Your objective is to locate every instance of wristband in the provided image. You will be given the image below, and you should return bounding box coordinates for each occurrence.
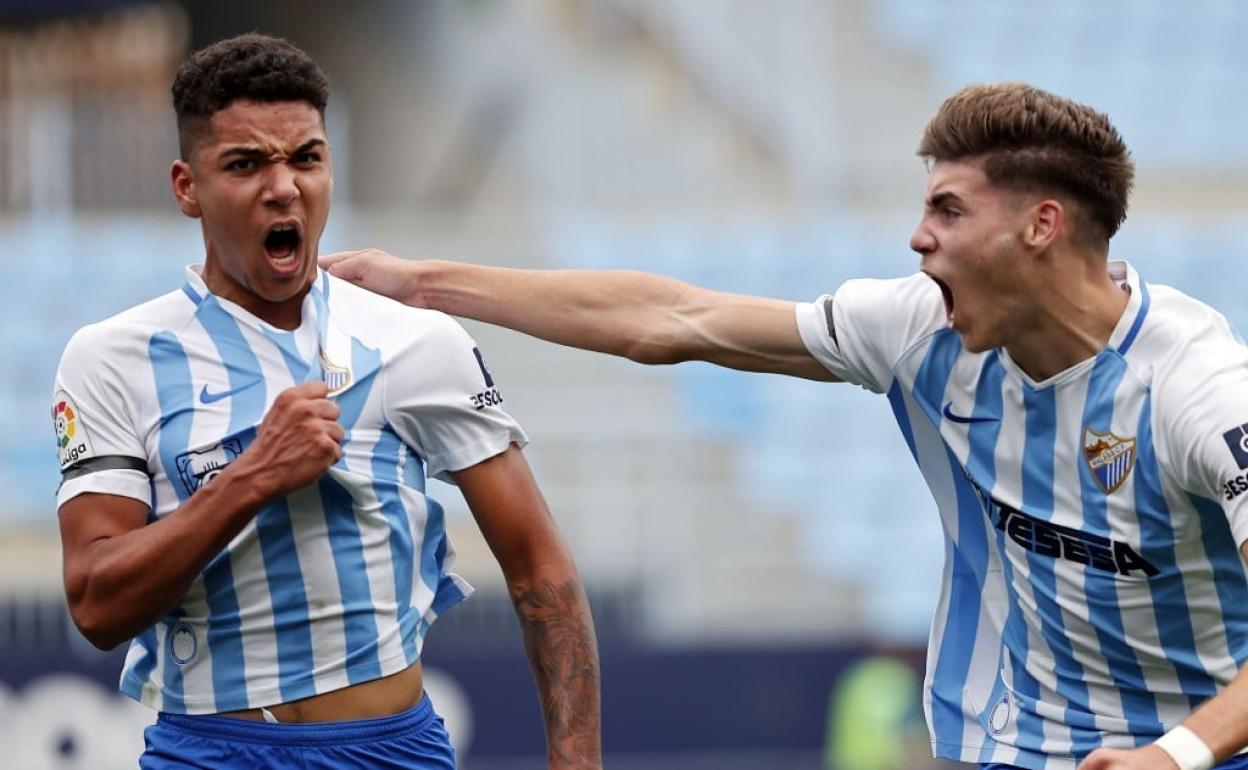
[1154,725,1215,770]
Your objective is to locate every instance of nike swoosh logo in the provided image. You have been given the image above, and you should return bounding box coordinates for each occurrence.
[200,379,262,404]
[942,402,998,424]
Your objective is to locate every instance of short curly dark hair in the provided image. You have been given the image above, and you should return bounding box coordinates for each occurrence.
[172,33,330,159]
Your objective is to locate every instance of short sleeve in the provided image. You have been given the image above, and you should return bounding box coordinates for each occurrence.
[1158,343,1248,548]
[53,325,152,508]
[384,312,528,483]
[794,273,946,393]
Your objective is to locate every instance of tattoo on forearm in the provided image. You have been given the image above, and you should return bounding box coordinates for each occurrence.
[513,577,602,768]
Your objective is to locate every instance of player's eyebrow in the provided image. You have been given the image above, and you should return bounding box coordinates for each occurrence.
[217,138,326,161]
[926,190,965,210]
[290,138,327,155]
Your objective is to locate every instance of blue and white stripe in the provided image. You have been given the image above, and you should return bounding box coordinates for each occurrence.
[102,267,493,713]
[796,263,1248,769]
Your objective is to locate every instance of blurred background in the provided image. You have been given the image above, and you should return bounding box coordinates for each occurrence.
[2,1,1247,768]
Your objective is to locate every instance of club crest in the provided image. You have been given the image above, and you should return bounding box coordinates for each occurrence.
[319,348,351,395]
[1084,427,1136,494]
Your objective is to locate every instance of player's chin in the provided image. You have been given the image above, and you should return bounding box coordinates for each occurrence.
[251,264,315,303]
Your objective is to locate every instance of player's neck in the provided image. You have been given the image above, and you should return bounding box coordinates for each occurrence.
[1003,259,1129,382]
[201,266,311,331]
[233,293,308,331]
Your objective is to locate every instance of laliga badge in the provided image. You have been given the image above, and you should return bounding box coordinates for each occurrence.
[1083,427,1136,494]
[53,391,97,470]
[319,348,351,395]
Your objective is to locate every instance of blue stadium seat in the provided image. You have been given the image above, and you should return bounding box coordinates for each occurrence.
[868,0,1248,169]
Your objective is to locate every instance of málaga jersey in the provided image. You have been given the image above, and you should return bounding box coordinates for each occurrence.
[52,266,526,714]
[796,262,1248,769]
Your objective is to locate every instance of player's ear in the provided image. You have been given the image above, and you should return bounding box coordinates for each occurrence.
[171,159,201,219]
[1024,198,1062,251]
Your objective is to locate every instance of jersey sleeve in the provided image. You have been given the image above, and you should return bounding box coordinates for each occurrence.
[1158,342,1248,548]
[53,324,152,508]
[384,312,529,483]
[794,273,946,393]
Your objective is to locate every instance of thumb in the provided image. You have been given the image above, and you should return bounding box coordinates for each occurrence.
[319,254,369,284]
[318,251,361,272]
[1077,748,1115,770]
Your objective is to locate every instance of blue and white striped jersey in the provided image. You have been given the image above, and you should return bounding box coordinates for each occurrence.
[53,266,526,714]
[796,262,1248,769]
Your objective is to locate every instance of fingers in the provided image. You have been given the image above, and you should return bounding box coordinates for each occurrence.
[1076,748,1125,770]
[326,421,345,445]
[247,383,347,497]
[318,251,367,283]
[287,379,330,398]
[318,251,358,267]
[264,385,338,433]
[1076,754,1101,770]
[272,382,340,421]
[312,398,342,422]
[317,248,422,306]
[312,428,344,463]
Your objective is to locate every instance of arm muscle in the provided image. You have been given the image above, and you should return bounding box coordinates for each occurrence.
[453,446,601,769]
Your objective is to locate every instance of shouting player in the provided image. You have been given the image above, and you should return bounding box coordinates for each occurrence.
[325,84,1248,770]
[53,34,601,770]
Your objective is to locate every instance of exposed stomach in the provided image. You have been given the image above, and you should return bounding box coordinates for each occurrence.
[217,660,424,723]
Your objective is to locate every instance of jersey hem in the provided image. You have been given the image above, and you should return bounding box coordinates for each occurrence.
[123,641,430,714]
[932,740,1078,770]
[121,584,471,715]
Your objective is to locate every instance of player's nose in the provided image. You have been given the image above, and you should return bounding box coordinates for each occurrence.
[262,164,300,207]
[910,221,935,255]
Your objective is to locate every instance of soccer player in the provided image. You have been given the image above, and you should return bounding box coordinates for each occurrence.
[323,83,1248,770]
[52,34,601,770]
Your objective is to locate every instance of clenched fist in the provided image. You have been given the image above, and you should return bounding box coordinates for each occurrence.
[232,381,343,500]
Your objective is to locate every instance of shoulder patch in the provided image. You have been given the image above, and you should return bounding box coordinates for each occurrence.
[52,391,97,471]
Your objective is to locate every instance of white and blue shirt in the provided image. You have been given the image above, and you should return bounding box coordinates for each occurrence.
[52,266,526,714]
[796,262,1248,769]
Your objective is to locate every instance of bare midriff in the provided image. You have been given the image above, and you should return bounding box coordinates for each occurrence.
[217,661,424,723]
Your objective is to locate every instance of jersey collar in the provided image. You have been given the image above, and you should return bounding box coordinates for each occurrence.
[1104,260,1150,356]
[181,266,349,387]
[180,264,330,337]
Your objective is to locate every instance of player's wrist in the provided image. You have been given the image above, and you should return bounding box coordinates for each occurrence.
[413,259,483,313]
[400,259,435,307]
[413,259,465,310]
[215,453,281,510]
[1154,725,1214,770]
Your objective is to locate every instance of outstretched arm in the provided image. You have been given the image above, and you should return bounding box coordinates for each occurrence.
[452,445,601,770]
[322,250,837,381]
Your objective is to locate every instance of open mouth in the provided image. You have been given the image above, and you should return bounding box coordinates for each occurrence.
[927,273,955,322]
[263,222,303,272]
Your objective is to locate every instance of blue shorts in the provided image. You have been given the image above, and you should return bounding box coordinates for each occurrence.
[983,757,1248,770]
[140,696,455,769]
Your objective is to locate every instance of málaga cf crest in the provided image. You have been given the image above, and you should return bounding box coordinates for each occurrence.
[319,348,352,395]
[1083,428,1137,494]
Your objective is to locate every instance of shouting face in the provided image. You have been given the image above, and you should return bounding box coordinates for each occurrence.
[172,99,332,329]
[909,159,1037,353]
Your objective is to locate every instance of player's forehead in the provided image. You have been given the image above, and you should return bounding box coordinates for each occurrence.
[200,99,326,158]
[923,159,994,206]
